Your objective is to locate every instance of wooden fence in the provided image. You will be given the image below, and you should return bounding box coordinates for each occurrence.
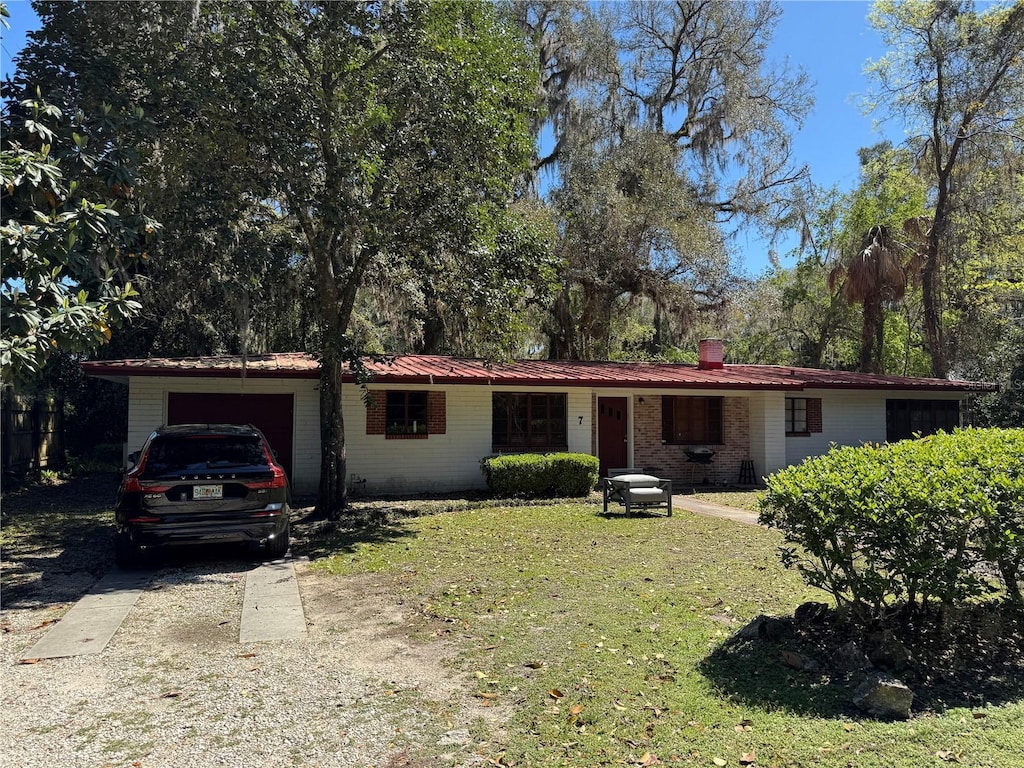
[2,392,65,476]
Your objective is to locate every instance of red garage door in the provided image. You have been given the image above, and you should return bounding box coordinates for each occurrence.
[167,393,295,478]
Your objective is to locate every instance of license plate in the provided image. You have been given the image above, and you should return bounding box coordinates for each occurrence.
[193,484,223,500]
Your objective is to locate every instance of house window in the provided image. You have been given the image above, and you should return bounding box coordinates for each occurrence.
[661,396,723,444]
[886,399,959,442]
[492,393,567,451]
[386,391,428,435]
[786,398,808,434]
[787,397,822,435]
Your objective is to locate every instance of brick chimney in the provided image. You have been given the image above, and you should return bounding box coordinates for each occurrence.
[698,338,724,370]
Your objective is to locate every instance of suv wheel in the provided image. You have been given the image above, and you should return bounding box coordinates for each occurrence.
[263,522,290,560]
[115,529,145,570]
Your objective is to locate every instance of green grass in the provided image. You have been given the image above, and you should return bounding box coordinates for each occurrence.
[309,502,1024,768]
[689,490,762,512]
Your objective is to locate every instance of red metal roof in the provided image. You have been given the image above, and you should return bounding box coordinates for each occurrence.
[82,353,320,379]
[81,353,996,392]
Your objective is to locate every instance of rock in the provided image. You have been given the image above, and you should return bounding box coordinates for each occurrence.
[831,640,871,674]
[737,614,794,642]
[780,649,819,673]
[852,674,914,719]
[794,601,830,624]
[867,629,913,672]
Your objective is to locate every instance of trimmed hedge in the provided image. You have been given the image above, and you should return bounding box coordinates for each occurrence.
[482,452,600,498]
[759,428,1024,623]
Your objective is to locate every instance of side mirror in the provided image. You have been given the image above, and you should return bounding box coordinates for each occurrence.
[127,451,140,468]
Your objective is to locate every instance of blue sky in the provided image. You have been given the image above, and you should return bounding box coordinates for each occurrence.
[1,0,893,275]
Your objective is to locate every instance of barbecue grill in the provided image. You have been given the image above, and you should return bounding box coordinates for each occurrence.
[683,447,717,485]
[684,447,716,463]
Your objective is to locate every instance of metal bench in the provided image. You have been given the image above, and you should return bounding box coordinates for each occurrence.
[602,469,672,517]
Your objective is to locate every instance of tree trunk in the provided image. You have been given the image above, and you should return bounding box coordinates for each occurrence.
[859,298,883,374]
[547,286,575,359]
[420,302,447,354]
[316,351,348,520]
[923,185,947,377]
[921,252,946,378]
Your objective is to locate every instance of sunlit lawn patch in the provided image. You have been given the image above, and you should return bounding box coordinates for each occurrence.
[310,502,1024,768]
[689,490,762,512]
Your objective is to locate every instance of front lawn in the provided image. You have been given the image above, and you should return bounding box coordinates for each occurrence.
[690,489,762,512]
[309,502,1024,768]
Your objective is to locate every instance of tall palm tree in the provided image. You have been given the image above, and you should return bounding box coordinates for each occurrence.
[829,225,910,373]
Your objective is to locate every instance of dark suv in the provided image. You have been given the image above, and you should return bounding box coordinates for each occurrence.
[115,424,291,568]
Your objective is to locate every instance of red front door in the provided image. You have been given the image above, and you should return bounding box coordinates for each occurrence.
[598,397,628,476]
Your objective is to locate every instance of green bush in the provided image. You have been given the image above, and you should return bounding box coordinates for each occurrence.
[759,428,1024,622]
[482,452,599,498]
[547,453,601,496]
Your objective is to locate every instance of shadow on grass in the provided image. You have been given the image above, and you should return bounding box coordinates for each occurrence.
[0,473,383,609]
[293,507,419,562]
[699,603,1024,717]
[594,510,674,520]
[699,635,853,717]
[1,472,121,609]
[294,492,604,561]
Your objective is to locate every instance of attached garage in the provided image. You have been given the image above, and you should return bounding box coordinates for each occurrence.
[83,354,321,495]
[166,392,296,478]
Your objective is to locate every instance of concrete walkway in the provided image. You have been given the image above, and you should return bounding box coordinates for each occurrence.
[22,570,153,660]
[672,494,763,526]
[22,560,308,659]
[240,560,307,643]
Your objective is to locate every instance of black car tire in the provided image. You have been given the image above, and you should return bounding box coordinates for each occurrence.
[261,520,290,560]
[115,529,146,570]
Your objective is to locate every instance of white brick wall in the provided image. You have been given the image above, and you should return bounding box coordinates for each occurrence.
[748,391,787,480]
[784,389,965,467]
[346,384,592,494]
[123,375,970,496]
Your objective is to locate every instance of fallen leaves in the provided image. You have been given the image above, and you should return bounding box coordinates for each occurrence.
[30,619,58,631]
[739,752,757,765]
[17,658,41,665]
[548,688,564,699]
[637,752,660,766]
[476,690,499,706]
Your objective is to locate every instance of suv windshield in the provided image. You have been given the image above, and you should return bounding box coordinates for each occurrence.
[142,435,269,475]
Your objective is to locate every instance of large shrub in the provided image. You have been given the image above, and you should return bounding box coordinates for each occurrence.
[482,452,599,498]
[759,428,1024,622]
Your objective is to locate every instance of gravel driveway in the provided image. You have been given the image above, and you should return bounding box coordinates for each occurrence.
[0,476,495,768]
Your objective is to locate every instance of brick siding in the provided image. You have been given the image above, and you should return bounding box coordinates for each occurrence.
[807,397,822,433]
[632,394,750,486]
[427,391,447,435]
[365,390,446,438]
[366,393,386,435]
